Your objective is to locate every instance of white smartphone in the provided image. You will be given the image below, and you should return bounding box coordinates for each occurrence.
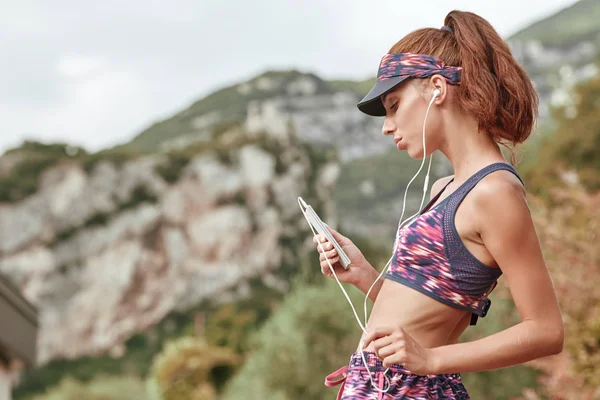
[298,197,352,270]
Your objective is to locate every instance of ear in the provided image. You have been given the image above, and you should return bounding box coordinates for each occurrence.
[429,75,449,104]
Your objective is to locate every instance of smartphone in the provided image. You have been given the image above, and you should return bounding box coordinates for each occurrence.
[298,197,351,270]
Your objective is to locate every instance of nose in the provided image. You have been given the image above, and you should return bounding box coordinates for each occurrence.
[382,116,396,136]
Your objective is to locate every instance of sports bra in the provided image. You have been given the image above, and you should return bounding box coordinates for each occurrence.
[385,162,524,325]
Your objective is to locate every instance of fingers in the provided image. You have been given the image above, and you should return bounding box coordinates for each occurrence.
[319,248,337,260]
[363,329,408,368]
[313,234,338,275]
[312,234,327,243]
[313,234,330,247]
[317,242,335,254]
[313,234,336,257]
[361,326,396,349]
[377,342,403,359]
[373,335,394,350]
[320,256,339,273]
[382,352,406,369]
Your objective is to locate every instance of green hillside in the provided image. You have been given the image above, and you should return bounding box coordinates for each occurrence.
[121,71,372,152]
[508,0,600,47]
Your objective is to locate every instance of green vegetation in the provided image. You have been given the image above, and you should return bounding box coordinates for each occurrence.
[509,0,600,48]
[0,156,61,202]
[0,140,87,202]
[119,185,158,211]
[14,304,201,399]
[154,152,191,183]
[29,375,148,400]
[519,67,600,199]
[82,149,143,174]
[13,276,283,400]
[0,141,142,203]
[120,71,371,152]
[148,336,238,400]
[122,71,314,152]
[221,278,366,400]
[329,77,376,96]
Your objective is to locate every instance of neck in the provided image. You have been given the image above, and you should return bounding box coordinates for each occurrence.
[438,115,506,182]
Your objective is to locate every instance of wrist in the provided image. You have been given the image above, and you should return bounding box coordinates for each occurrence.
[353,265,379,291]
[427,346,444,375]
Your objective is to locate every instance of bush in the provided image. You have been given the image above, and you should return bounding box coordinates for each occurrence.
[154,152,191,184]
[0,156,60,202]
[27,375,147,400]
[119,185,158,211]
[148,337,238,400]
[521,69,600,197]
[221,278,365,400]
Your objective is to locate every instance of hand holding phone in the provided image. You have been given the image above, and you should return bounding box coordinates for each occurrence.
[298,197,351,270]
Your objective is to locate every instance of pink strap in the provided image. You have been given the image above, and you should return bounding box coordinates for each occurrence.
[324,365,348,387]
[377,372,384,400]
[324,365,348,400]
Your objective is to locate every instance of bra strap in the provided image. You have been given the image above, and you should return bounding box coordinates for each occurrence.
[419,177,455,215]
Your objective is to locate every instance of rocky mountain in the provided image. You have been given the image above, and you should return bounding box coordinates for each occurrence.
[121,71,385,162]
[0,128,339,365]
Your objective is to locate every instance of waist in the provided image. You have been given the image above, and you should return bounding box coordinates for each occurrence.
[358,279,468,352]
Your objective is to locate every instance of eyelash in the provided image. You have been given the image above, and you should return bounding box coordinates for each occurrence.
[390,102,398,111]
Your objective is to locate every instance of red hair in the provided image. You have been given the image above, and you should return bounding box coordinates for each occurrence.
[389,10,538,164]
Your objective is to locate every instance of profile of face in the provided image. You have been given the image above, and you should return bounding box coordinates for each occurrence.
[380,78,447,160]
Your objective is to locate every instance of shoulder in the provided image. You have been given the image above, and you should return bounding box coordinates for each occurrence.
[472,169,526,203]
[430,175,454,200]
[471,169,528,232]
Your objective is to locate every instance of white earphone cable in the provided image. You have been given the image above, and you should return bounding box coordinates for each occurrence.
[303,89,440,393]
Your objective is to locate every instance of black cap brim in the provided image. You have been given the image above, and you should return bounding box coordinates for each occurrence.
[357,76,410,116]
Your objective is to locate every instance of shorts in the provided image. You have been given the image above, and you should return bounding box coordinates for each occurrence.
[325,351,470,399]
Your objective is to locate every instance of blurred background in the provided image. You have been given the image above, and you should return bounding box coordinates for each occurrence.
[0,0,599,399]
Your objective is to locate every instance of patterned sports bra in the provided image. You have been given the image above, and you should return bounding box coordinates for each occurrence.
[386,162,524,325]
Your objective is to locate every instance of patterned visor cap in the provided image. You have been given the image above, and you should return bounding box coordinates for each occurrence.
[357,52,462,116]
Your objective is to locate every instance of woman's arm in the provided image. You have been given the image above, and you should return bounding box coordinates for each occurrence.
[429,171,564,374]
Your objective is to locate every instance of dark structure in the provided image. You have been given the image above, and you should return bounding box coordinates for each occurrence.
[0,277,38,368]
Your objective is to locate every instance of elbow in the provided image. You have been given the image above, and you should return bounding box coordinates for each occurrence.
[546,323,564,355]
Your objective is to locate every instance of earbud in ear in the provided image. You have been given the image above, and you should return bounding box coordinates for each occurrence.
[432,89,441,99]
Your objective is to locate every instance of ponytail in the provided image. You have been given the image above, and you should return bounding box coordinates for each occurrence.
[389,10,539,165]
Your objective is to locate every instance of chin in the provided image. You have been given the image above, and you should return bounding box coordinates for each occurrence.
[407,147,426,160]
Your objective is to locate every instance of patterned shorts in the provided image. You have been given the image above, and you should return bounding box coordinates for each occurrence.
[325,351,470,399]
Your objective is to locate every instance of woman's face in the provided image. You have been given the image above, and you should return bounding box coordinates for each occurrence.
[380,80,443,160]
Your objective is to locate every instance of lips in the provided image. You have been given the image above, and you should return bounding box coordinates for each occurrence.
[394,136,407,150]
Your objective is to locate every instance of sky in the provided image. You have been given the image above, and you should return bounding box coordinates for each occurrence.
[0,0,580,154]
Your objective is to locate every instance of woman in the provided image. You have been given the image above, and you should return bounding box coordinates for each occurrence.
[313,10,564,400]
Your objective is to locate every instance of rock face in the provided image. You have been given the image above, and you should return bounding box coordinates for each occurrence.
[244,92,387,162]
[155,73,389,161]
[0,131,338,364]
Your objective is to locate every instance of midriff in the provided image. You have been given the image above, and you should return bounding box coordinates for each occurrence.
[357,278,472,352]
